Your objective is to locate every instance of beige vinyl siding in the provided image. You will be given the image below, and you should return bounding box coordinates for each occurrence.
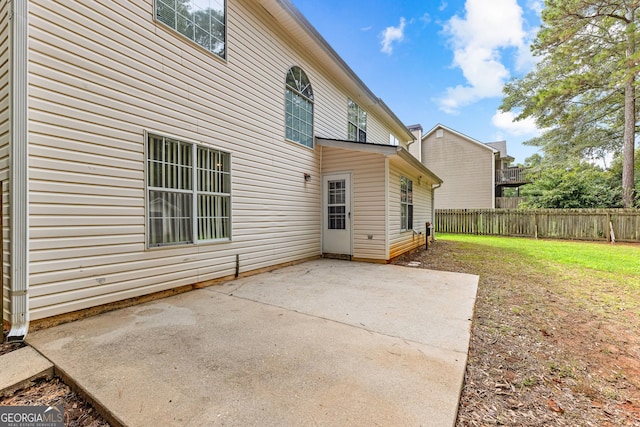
[25,0,392,319]
[0,0,9,322]
[388,159,432,259]
[363,111,393,145]
[422,128,494,209]
[321,146,386,260]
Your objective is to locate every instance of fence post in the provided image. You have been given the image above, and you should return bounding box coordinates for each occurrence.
[606,212,611,242]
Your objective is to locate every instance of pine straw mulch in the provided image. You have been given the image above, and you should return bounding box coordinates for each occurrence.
[0,340,24,356]
[0,375,108,427]
[0,339,109,426]
[393,238,640,427]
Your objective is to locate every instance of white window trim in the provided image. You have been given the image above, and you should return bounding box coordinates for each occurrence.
[285,66,314,148]
[400,176,413,232]
[347,98,367,142]
[154,0,228,61]
[145,131,232,248]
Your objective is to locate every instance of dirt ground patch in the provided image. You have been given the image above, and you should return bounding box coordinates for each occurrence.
[394,238,640,426]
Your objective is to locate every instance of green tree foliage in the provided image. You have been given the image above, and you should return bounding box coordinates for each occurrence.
[520,163,622,208]
[501,0,639,207]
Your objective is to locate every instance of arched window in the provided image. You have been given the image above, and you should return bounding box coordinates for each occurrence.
[285,66,314,148]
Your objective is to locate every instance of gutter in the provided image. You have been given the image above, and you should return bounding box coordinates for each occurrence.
[7,0,29,342]
[396,147,442,185]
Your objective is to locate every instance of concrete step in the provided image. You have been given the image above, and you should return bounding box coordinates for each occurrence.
[0,346,54,397]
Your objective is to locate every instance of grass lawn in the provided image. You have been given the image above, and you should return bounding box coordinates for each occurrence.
[439,233,640,315]
[395,234,640,425]
[441,233,640,276]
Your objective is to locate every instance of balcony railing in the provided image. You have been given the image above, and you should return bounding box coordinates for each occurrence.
[496,167,536,186]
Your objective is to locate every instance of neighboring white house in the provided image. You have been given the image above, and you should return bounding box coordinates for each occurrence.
[0,0,441,339]
[417,124,517,209]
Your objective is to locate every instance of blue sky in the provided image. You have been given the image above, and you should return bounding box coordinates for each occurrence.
[291,0,544,164]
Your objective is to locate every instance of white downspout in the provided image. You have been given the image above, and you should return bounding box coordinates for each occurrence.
[431,183,441,241]
[7,0,29,342]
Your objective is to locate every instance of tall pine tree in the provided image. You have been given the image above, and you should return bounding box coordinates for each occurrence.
[502,0,639,207]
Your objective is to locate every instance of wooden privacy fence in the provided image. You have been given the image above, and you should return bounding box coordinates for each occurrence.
[495,197,527,209]
[435,209,640,242]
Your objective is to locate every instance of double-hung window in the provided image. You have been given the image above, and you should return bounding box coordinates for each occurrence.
[155,0,226,59]
[147,133,231,247]
[400,176,413,231]
[347,99,367,142]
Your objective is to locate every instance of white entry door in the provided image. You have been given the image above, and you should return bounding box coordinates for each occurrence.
[322,173,352,256]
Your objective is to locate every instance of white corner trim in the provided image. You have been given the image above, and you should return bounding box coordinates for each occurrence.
[7,0,29,342]
[491,153,496,209]
[384,158,390,260]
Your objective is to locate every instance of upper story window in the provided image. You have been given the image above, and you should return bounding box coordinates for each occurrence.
[285,66,314,148]
[347,99,367,142]
[147,133,231,247]
[156,0,226,59]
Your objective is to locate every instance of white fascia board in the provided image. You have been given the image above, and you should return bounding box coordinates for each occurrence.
[316,138,399,155]
[396,148,442,185]
[317,138,443,185]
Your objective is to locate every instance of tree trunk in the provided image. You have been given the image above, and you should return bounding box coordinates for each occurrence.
[622,7,636,208]
[622,78,635,207]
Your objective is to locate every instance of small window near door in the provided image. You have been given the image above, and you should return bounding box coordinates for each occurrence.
[328,179,346,230]
[400,176,413,231]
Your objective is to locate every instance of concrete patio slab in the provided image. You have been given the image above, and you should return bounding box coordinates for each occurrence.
[218,260,478,353]
[27,259,478,427]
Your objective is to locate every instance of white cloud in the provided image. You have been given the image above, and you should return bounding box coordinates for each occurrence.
[380,17,406,55]
[360,26,373,32]
[439,2,448,11]
[437,0,528,113]
[527,0,543,15]
[491,110,539,136]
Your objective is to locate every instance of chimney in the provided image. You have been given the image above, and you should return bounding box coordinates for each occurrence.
[406,124,423,162]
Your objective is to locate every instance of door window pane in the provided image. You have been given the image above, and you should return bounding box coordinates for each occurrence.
[328,206,346,230]
[328,179,346,230]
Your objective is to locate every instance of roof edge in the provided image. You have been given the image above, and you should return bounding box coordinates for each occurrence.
[317,138,442,184]
[422,124,497,153]
[266,0,414,141]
